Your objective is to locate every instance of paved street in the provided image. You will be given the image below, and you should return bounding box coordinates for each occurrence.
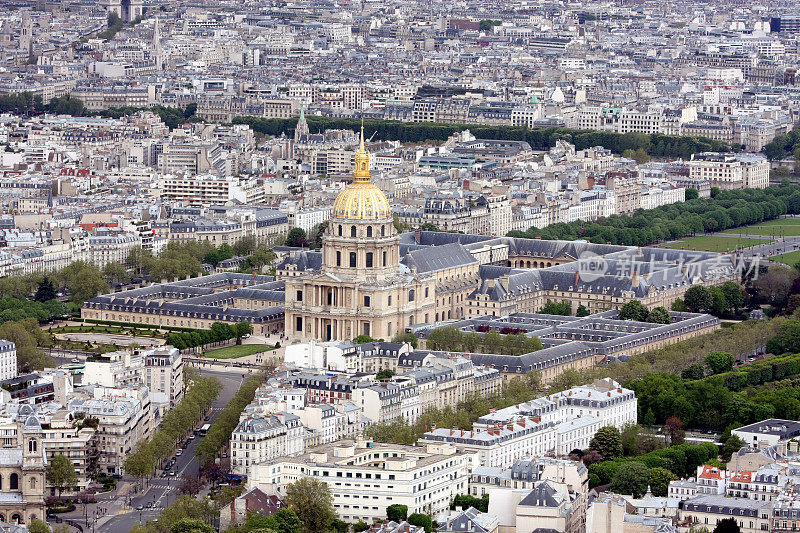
[52,367,250,533]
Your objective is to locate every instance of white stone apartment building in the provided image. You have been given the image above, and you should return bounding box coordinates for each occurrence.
[418,419,558,468]
[230,413,304,476]
[247,440,474,524]
[67,386,152,475]
[0,340,16,380]
[688,153,770,190]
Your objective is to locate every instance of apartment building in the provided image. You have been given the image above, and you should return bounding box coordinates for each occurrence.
[247,440,474,524]
[678,496,771,533]
[688,153,770,190]
[67,387,152,475]
[0,340,16,381]
[230,413,304,476]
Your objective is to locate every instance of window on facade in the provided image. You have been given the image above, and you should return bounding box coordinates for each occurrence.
[351,226,357,237]
[296,317,303,332]
[366,252,373,268]
[350,252,357,268]
[296,290,303,302]
[408,289,415,302]
[367,226,373,237]
[363,323,370,336]
[364,296,371,307]
[9,473,18,490]
[338,225,342,236]
[381,225,386,236]
[336,251,341,266]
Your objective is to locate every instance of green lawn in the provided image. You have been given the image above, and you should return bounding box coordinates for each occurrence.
[722,218,800,237]
[202,344,275,359]
[662,235,771,252]
[770,250,800,267]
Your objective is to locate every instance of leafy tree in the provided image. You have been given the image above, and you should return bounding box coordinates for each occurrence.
[681,363,705,380]
[705,351,734,374]
[56,260,109,302]
[721,435,745,461]
[649,467,677,497]
[664,416,685,445]
[753,266,795,305]
[407,513,433,533]
[35,277,57,302]
[28,519,50,533]
[646,307,671,324]
[589,426,624,460]
[232,236,258,256]
[376,368,395,380]
[285,478,336,533]
[387,504,408,522]
[392,332,419,348]
[234,321,253,339]
[354,334,377,344]
[286,228,308,248]
[721,282,744,314]
[540,299,571,315]
[713,518,741,533]
[262,508,303,533]
[426,327,463,351]
[610,461,650,498]
[576,304,590,317]
[671,298,688,312]
[685,188,699,200]
[103,261,130,285]
[766,319,800,354]
[307,221,329,249]
[684,286,712,313]
[46,453,78,499]
[171,518,216,533]
[620,423,641,456]
[353,520,369,532]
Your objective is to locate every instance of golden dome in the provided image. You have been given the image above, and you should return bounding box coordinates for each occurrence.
[331,125,392,220]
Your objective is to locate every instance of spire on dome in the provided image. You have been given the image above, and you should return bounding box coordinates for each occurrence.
[353,120,370,183]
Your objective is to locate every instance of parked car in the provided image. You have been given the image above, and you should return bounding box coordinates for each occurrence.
[169,471,176,477]
[176,450,182,456]
[136,505,144,510]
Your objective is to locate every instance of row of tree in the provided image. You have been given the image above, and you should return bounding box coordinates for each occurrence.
[195,375,262,464]
[673,282,746,318]
[0,317,55,371]
[553,316,783,385]
[763,126,800,161]
[509,184,800,245]
[165,321,253,351]
[629,365,800,431]
[123,375,221,481]
[618,301,672,324]
[232,115,729,159]
[0,296,68,325]
[366,373,542,444]
[424,326,543,355]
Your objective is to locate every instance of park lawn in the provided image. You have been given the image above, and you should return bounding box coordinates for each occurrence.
[202,344,275,359]
[770,250,800,267]
[722,218,800,237]
[663,235,771,252]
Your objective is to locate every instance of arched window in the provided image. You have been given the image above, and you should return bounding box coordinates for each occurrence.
[29,477,36,489]
[10,473,18,490]
[408,315,414,326]
[425,288,429,298]
[349,252,357,268]
[383,251,387,266]
[350,226,357,237]
[381,225,385,236]
[28,439,36,452]
[366,252,373,268]
[11,514,20,525]
[336,251,341,267]
[366,226,373,237]
[408,289,415,302]
[338,225,342,236]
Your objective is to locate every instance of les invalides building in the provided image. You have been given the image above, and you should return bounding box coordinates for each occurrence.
[283,128,436,342]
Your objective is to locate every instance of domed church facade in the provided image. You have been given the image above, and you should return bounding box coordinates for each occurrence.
[284,128,435,342]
